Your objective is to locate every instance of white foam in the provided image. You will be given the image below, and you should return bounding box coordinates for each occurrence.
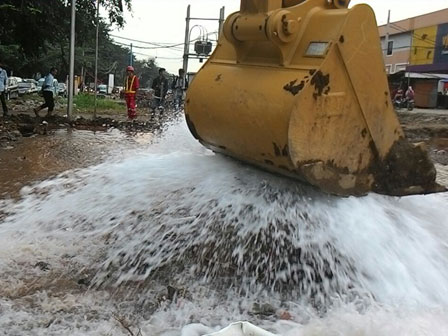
[0,120,447,335]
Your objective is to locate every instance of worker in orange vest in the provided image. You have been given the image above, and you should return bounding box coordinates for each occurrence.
[124,66,139,119]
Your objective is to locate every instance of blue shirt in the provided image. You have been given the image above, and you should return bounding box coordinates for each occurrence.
[0,68,7,93]
[43,73,58,95]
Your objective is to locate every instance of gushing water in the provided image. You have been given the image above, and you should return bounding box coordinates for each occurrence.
[1,120,448,335]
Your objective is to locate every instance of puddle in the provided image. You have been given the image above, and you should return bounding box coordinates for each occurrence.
[0,128,153,198]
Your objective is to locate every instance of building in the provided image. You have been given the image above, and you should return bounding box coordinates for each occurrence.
[379,9,448,108]
[379,8,448,75]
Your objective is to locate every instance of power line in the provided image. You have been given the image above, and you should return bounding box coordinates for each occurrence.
[110,34,185,48]
[114,40,184,52]
[110,31,218,49]
[383,45,441,51]
[132,51,182,60]
[389,23,438,46]
[113,33,219,56]
[387,23,433,45]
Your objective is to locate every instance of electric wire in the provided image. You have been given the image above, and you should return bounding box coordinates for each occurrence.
[388,23,438,46]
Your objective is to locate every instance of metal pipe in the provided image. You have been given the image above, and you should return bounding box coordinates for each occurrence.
[183,5,191,73]
[218,7,225,34]
[384,9,391,59]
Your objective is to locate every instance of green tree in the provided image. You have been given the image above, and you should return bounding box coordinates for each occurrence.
[133,58,160,88]
[0,0,132,79]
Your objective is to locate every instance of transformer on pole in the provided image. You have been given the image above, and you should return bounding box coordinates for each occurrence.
[183,5,225,74]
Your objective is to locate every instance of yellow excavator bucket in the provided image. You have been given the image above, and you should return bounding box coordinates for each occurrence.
[185,0,444,196]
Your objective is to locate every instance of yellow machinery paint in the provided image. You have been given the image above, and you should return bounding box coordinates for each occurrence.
[185,0,444,196]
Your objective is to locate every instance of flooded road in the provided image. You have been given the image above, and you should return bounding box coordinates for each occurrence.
[0,119,448,335]
[0,128,154,198]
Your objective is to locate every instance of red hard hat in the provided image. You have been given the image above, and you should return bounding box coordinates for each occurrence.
[126,66,134,72]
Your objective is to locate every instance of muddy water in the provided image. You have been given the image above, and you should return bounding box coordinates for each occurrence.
[0,129,154,198]
[432,137,448,148]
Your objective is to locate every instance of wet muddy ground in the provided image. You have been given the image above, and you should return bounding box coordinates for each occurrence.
[0,106,447,198]
[0,129,155,198]
[0,107,177,198]
[0,104,447,335]
[397,109,448,165]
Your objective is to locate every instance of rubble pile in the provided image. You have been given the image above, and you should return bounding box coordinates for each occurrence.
[0,118,22,148]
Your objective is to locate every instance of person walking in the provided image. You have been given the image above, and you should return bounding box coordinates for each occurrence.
[0,63,8,117]
[151,68,168,109]
[34,67,58,117]
[172,68,188,110]
[124,65,139,120]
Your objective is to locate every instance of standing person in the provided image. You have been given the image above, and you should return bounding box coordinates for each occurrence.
[0,63,8,117]
[124,66,139,120]
[151,68,168,109]
[34,67,58,117]
[405,86,415,101]
[405,85,415,111]
[172,68,188,110]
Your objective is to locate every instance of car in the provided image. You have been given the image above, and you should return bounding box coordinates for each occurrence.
[112,86,123,94]
[23,78,38,85]
[28,81,38,93]
[37,78,45,91]
[18,82,37,95]
[98,84,107,95]
[58,83,67,97]
[5,77,19,100]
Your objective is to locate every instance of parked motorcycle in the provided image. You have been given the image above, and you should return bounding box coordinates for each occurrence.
[394,97,414,111]
[394,97,405,110]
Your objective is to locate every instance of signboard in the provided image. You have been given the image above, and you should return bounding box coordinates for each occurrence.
[442,34,448,55]
[108,74,114,94]
[435,23,448,63]
[407,23,448,75]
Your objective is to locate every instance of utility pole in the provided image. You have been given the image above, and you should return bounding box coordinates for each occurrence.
[182,5,224,74]
[384,10,391,58]
[80,49,85,91]
[129,43,133,66]
[183,5,191,74]
[94,0,100,119]
[218,6,225,34]
[67,0,76,121]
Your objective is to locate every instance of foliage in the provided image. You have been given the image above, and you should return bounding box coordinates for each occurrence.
[0,0,136,85]
[133,58,161,88]
[74,93,123,111]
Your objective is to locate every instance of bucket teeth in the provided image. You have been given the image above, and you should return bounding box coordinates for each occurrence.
[372,139,445,196]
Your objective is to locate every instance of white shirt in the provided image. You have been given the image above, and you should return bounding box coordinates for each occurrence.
[0,68,7,93]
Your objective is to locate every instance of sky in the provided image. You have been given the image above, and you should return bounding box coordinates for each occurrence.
[110,0,448,74]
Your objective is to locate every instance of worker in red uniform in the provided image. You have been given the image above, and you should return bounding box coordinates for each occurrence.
[124,66,139,120]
